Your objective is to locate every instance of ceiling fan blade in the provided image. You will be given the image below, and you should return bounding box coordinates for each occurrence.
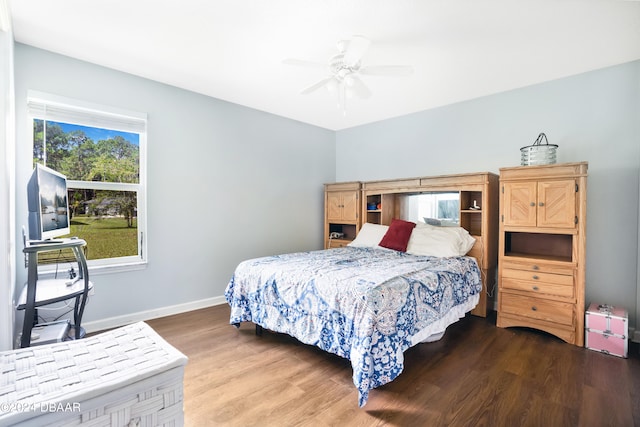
[282,58,326,70]
[348,75,371,99]
[343,35,370,67]
[300,77,334,95]
[359,65,414,76]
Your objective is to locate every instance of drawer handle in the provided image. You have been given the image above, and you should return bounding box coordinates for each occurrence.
[532,275,539,280]
[532,265,539,270]
[531,306,537,311]
[532,286,539,291]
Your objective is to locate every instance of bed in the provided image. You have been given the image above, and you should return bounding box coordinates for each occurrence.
[225,221,482,406]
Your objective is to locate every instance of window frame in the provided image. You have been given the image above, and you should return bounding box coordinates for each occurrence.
[27,91,148,273]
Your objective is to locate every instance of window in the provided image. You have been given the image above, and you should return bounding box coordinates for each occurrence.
[28,91,147,270]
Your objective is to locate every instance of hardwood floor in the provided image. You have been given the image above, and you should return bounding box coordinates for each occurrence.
[145,305,640,427]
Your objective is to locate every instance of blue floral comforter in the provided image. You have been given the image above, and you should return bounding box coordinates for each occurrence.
[224,247,482,406]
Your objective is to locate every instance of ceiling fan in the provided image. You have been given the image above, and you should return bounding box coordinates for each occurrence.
[283,35,413,115]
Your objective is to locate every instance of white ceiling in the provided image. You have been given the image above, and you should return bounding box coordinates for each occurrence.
[9,0,640,131]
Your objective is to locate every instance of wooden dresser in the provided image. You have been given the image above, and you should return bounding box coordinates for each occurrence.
[497,162,588,346]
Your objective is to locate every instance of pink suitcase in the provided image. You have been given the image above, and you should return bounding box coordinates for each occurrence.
[585,303,628,358]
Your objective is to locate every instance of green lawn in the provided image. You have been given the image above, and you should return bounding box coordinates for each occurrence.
[69,215,138,260]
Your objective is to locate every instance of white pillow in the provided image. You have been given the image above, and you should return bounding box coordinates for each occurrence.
[406,224,476,257]
[347,223,389,248]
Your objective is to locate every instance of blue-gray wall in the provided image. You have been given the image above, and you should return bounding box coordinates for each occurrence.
[336,60,640,329]
[13,43,335,327]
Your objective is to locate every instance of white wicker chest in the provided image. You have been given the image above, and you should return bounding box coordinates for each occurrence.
[0,322,188,426]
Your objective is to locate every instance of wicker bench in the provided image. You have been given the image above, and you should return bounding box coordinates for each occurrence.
[0,322,188,426]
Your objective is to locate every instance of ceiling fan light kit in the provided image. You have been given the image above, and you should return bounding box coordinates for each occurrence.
[284,35,413,115]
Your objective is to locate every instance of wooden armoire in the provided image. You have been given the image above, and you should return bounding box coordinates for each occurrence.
[497,162,588,346]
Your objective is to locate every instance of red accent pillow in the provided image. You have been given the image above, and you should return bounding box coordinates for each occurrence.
[379,219,416,252]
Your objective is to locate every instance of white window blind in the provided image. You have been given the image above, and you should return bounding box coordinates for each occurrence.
[27,91,146,133]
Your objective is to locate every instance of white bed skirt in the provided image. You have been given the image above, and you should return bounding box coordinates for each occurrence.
[413,293,480,344]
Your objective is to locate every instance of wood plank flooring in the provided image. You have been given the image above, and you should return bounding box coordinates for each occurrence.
[145,305,640,427]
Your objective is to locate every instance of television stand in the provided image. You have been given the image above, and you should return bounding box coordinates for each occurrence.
[18,238,93,348]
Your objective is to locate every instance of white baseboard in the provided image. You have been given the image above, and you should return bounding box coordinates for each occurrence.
[83,296,226,334]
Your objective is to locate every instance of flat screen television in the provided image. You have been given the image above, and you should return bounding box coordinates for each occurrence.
[27,164,71,241]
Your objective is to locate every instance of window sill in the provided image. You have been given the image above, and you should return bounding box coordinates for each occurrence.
[88,261,148,276]
[37,260,147,279]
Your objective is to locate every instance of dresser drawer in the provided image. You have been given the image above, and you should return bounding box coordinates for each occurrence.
[501,278,574,298]
[501,258,574,276]
[502,268,573,285]
[501,268,574,300]
[328,239,351,248]
[500,293,574,326]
